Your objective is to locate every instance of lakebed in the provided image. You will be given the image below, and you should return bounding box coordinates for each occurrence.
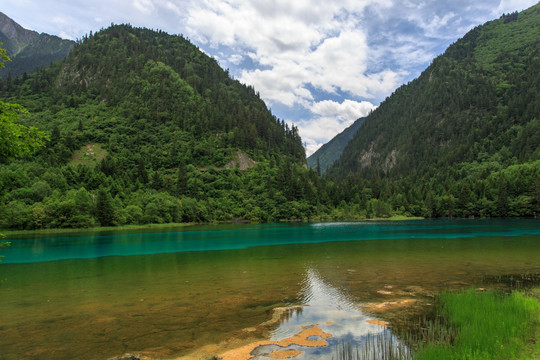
[1,219,539,359]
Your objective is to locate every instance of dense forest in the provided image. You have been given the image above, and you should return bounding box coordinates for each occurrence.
[327,5,540,219]
[0,25,322,229]
[0,5,539,230]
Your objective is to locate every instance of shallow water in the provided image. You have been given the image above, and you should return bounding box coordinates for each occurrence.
[1,219,539,359]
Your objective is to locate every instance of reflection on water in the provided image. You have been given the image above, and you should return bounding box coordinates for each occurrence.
[262,268,406,360]
[0,220,538,360]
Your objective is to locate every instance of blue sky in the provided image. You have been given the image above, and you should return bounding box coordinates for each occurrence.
[3,0,538,155]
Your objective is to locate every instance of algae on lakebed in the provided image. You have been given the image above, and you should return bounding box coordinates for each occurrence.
[1,222,539,360]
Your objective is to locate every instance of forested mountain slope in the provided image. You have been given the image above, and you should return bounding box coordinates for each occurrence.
[307,117,365,175]
[0,12,74,79]
[0,25,317,229]
[326,4,540,218]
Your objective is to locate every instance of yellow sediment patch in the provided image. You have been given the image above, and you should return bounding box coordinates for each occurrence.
[267,349,304,359]
[176,305,306,360]
[363,299,418,313]
[366,319,390,327]
[219,325,333,360]
[377,290,393,295]
[276,325,332,347]
[219,340,275,360]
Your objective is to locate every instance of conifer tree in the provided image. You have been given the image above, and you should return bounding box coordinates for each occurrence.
[96,187,115,226]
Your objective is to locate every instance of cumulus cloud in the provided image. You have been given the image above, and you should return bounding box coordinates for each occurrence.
[496,0,539,14]
[182,0,421,154]
[298,99,376,156]
[4,0,538,155]
[190,1,401,100]
[311,99,375,119]
[133,0,155,14]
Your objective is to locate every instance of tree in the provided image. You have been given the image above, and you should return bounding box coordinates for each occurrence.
[497,174,509,217]
[137,158,149,184]
[1,44,47,162]
[96,187,115,226]
[0,101,48,162]
[0,42,10,68]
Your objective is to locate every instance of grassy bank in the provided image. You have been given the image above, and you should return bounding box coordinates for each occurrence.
[414,288,539,360]
[334,288,539,360]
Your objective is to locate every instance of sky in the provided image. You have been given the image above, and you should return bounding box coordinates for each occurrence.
[2,0,538,155]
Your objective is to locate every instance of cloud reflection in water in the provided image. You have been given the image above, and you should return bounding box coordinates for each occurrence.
[265,268,409,359]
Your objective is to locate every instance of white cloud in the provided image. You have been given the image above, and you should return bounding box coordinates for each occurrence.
[299,99,377,156]
[496,0,539,14]
[59,31,75,40]
[185,1,403,112]
[311,99,375,119]
[228,54,243,65]
[5,0,538,155]
[133,0,156,14]
[163,1,183,17]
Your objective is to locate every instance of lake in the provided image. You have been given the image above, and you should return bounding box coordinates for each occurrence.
[1,219,539,359]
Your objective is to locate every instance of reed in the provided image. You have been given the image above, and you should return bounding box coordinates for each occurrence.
[333,331,412,360]
[414,288,539,360]
[333,287,539,360]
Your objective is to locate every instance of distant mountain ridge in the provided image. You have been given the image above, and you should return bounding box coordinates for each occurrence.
[328,3,540,181]
[0,12,74,79]
[307,117,365,174]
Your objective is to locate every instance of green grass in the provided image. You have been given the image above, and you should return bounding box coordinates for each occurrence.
[69,143,108,167]
[334,288,539,360]
[414,289,539,360]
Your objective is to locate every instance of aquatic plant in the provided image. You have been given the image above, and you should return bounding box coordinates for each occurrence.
[334,287,539,360]
[333,331,412,360]
[414,289,539,360]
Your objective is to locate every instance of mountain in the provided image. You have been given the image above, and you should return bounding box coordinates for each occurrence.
[326,4,540,218]
[307,117,365,175]
[0,12,74,79]
[0,24,316,229]
[2,5,539,229]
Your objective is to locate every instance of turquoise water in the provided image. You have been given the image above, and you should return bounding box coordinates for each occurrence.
[1,219,539,360]
[3,219,540,264]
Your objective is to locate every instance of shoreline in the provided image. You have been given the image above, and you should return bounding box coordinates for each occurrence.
[0,217,426,236]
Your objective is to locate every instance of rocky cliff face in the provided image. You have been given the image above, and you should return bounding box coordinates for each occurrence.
[0,12,39,55]
[0,12,74,79]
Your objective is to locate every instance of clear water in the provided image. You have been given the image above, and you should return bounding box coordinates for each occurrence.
[1,219,539,359]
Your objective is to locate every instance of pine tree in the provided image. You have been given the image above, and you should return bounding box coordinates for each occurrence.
[137,158,149,184]
[176,160,187,196]
[497,174,508,216]
[96,187,115,226]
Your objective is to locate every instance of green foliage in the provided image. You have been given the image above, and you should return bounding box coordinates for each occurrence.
[415,289,539,360]
[0,42,10,67]
[1,4,539,229]
[326,4,540,219]
[0,101,48,161]
[0,24,319,230]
